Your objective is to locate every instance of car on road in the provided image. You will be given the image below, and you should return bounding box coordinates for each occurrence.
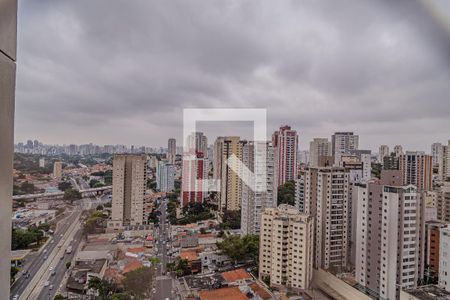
[43,256,48,260]
[12,295,19,300]
[44,281,50,287]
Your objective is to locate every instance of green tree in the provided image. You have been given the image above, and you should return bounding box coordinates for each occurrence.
[88,277,120,299]
[54,295,65,300]
[104,170,113,185]
[58,181,72,192]
[20,181,36,194]
[167,258,190,277]
[221,210,241,230]
[11,266,19,283]
[217,234,259,264]
[122,267,155,298]
[64,188,82,201]
[66,261,71,269]
[277,181,295,206]
[38,223,51,232]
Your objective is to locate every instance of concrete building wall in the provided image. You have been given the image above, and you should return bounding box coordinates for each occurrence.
[241,142,277,235]
[309,138,331,168]
[439,225,450,292]
[305,167,349,270]
[110,154,147,228]
[219,137,244,212]
[259,205,314,291]
[0,0,17,296]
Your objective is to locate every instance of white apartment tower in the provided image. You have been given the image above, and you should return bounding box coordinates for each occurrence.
[156,160,175,192]
[438,141,450,182]
[304,167,349,270]
[439,225,450,292]
[259,205,314,291]
[109,154,147,229]
[355,177,420,300]
[241,142,277,235]
[332,132,359,165]
[309,138,332,167]
[295,172,305,212]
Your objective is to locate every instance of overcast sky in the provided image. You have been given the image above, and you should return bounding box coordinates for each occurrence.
[15,0,450,152]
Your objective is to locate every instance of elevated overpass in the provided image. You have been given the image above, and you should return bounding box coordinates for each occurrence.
[12,186,112,201]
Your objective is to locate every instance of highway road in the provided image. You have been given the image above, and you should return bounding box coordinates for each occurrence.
[11,179,108,300]
[10,204,82,300]
[155,198,175,300]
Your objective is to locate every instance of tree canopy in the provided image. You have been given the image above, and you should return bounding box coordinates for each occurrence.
[277,180,296,206]
[217,234,259,264]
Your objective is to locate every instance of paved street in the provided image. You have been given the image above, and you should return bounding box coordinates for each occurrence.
[11,182,105,300]
[11,204,82,300]
[154,198,175,300]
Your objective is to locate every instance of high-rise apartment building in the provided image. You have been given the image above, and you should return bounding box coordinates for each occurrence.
[347,149,372,182]
[379,145,390,163]
[424,220,448,281]
[438,141,450,182]
[156,161,175,192]
[394,145,404,157]
[304,167,349,270]
[181,152,208,207]
[399,151,433,191]
[0,0,17,293]
[309,138,332,168]
[108,154,147,229]
[272,125,298,187]
[437,182,450,222]
[168,138,176,164]
[331,132,359,165]
[241,142,277,235]
[213,137,225,181]
[432,142,444,166]
[219,137,245,212]
[355,178,420,300]
[259,205,314,291]
[440,225,450,292]
[384,152,400,170]
[295,172,305,212]
[53,161,63,180]
[186,132,207,156]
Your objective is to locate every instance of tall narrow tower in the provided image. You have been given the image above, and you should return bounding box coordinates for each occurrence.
[272,125,298,187]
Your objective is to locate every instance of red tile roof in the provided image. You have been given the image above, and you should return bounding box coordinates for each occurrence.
[199,287,248,300]
[249,282,272,300]
[180,250,199,262]
[127,247,146,254]
[123,260,143,274]
[221,268,252,282]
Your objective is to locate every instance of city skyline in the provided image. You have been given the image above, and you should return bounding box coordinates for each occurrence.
[15,0,450,150]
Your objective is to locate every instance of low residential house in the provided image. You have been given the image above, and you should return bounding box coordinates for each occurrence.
[66,259,108,296]
[180,249,202,274]
[199,249,230,273]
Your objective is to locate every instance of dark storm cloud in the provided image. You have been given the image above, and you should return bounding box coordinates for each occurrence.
[15,0,450,150]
